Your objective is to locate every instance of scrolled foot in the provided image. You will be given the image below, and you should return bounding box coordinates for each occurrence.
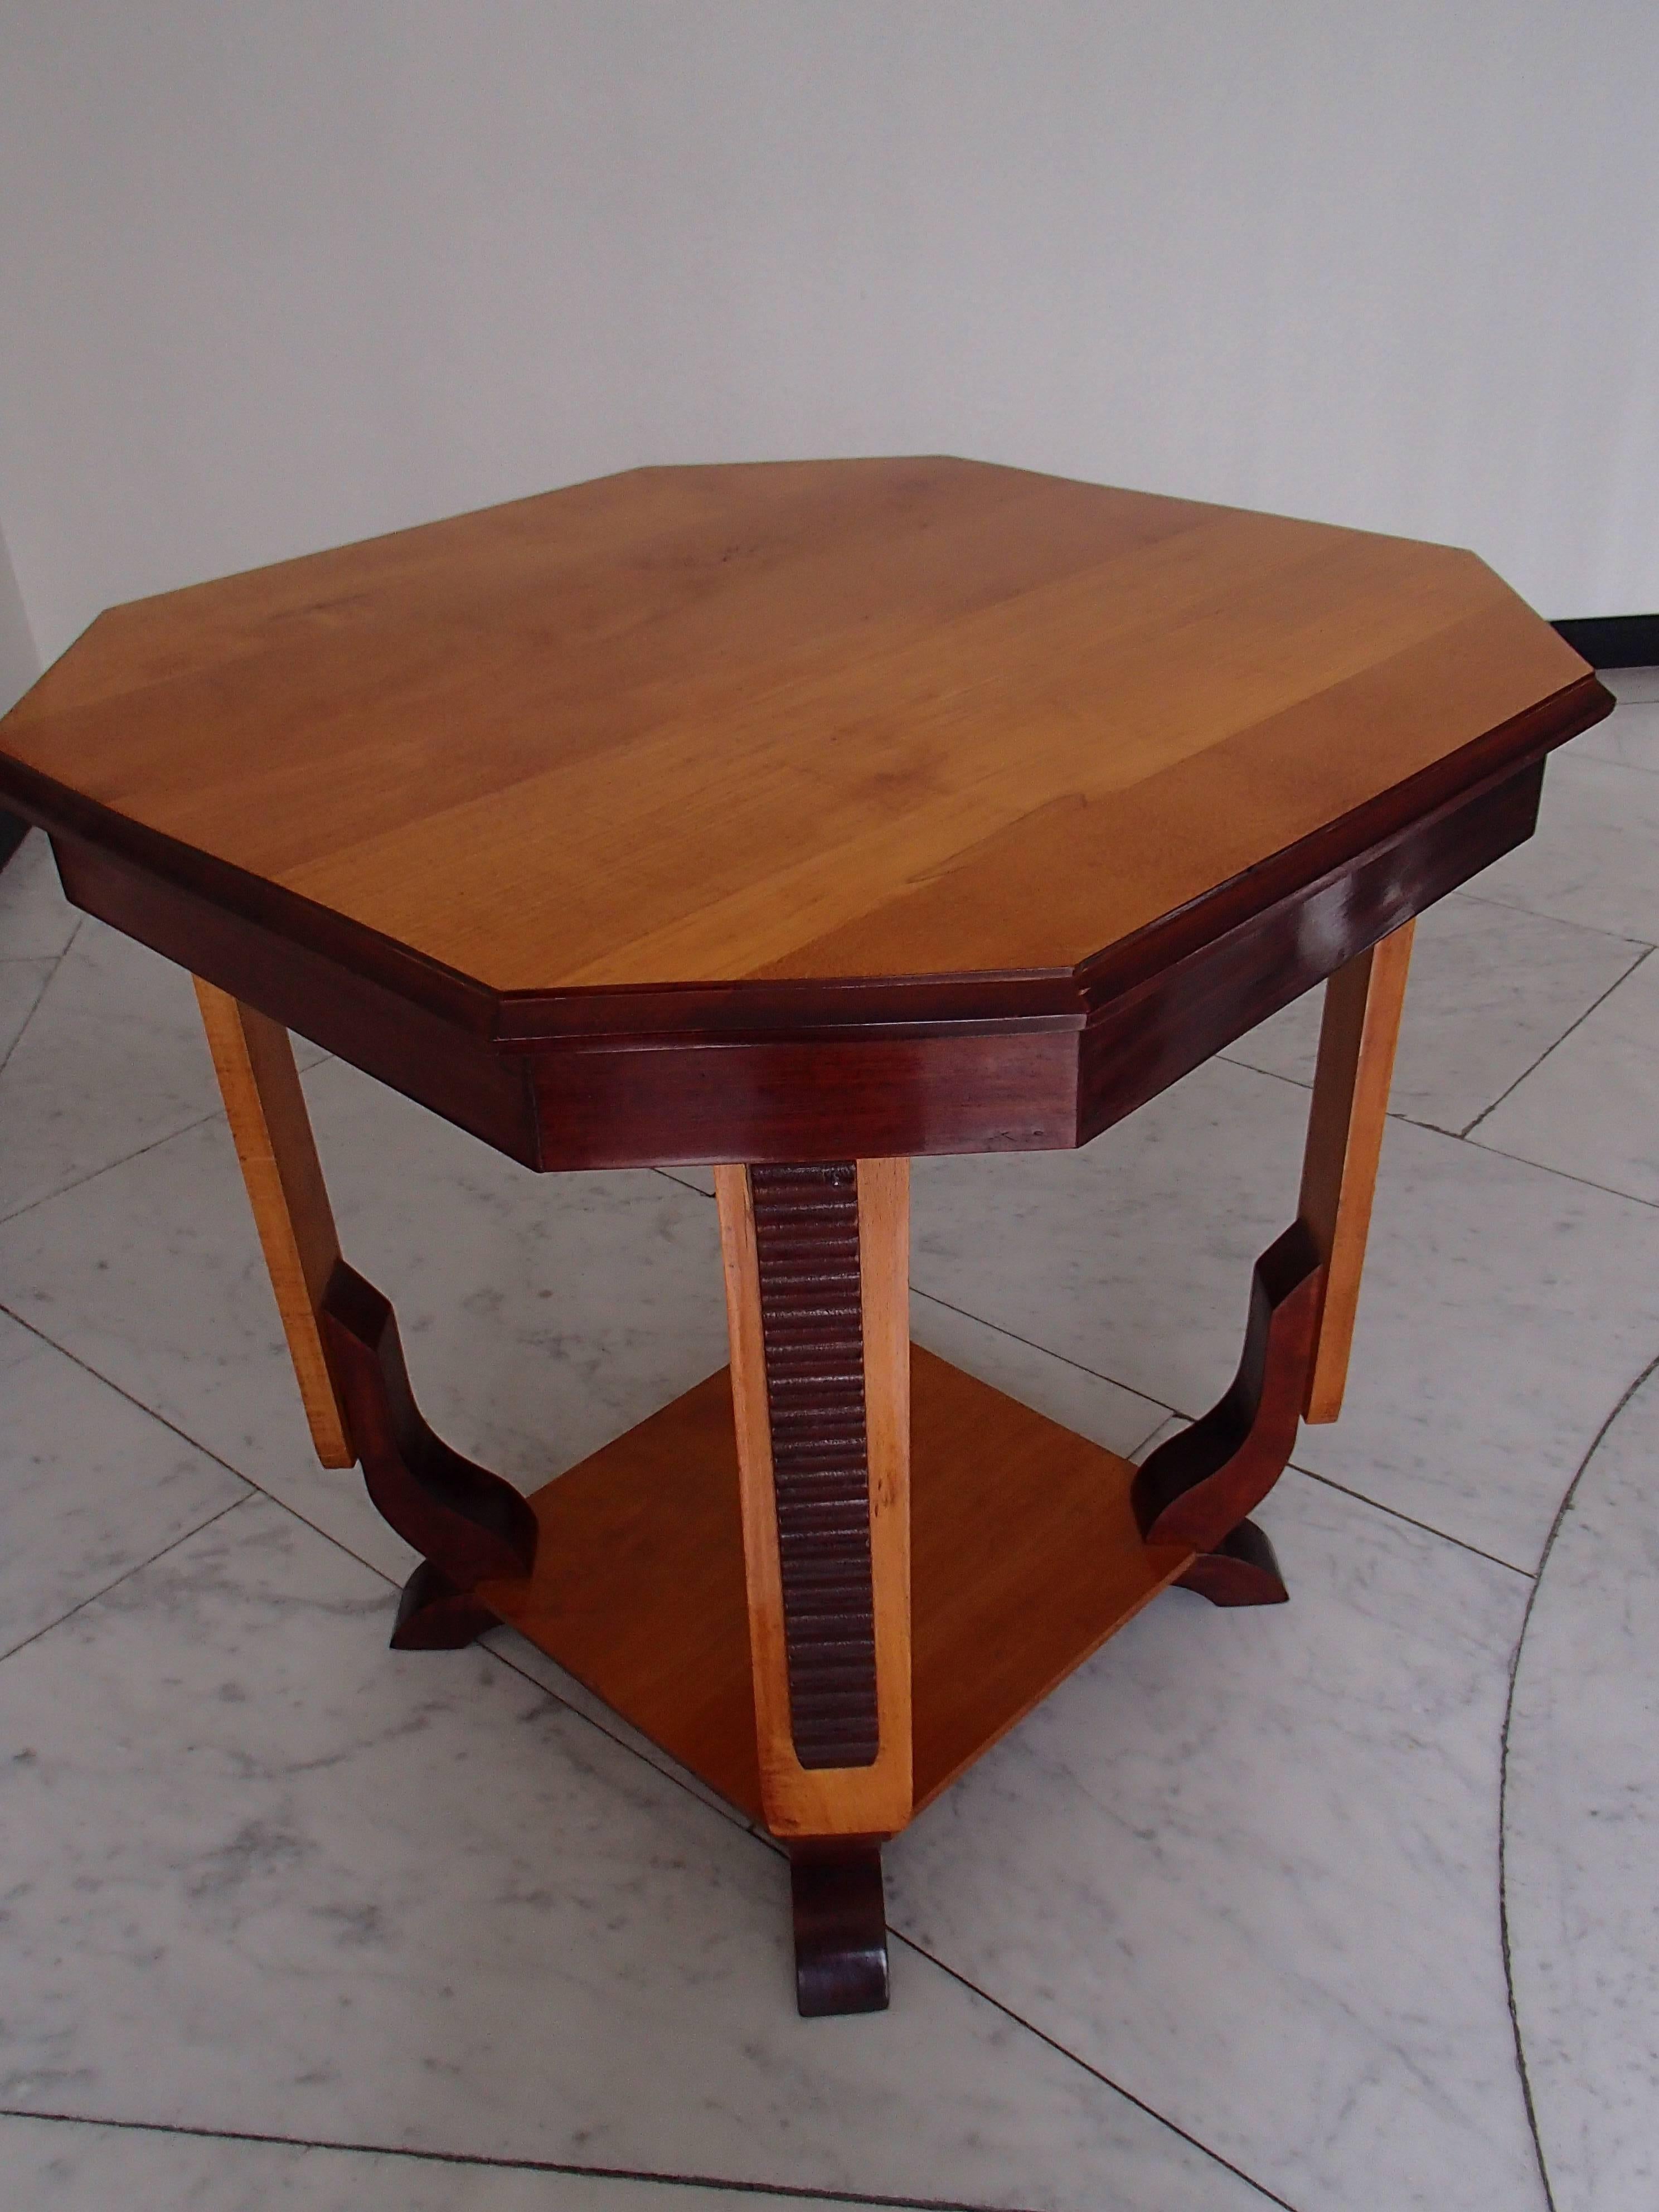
[1177,1516,1289,1608]
[790,1841,890,2016]
[391,1560,502,1649]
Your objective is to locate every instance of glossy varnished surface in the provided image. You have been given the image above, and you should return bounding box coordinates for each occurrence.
[0,460,1612,1167]
[0,459,1597,1000]
[477,1346,1191,1826]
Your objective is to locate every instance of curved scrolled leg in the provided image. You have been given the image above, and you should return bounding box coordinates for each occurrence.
[789,1840,890,2016]
[1132,1222,1322,1607]
[321,1260,540,1649]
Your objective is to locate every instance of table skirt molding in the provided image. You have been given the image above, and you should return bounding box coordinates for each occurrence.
[13,682,1598,1173]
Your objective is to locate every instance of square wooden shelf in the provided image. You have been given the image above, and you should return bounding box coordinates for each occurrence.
[478,1346,1192,1825]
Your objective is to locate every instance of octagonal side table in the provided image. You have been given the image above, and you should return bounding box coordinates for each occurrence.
[0,458,1612,2015]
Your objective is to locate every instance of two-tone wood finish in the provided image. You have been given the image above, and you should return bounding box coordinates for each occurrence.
[1131,1225,1321,1605]
[0,462,1611,1175]
[319,1263,539,1647]
[197,979,537,1648]
[0,461,1599,996]
[715,1158,913,1841]
[745,1165,881,1772]
[1132,919,1417,1600]
[1298,920,1415,1421]
[474,1348,1190,1827]
[59,463,1577,2020]
[714,1157,911,2010]
[39,741,1578,1174]
[193,979,356,1467]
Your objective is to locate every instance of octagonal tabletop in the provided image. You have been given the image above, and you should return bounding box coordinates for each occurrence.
[0,458,1609,1169]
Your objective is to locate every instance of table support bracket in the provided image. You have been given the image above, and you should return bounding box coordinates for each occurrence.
[1129,918,1414,1604]
[321,1260,540,1647]
[194,977,539,1651]
[716,1157,913,2014]
[1131,1223,1321,1604]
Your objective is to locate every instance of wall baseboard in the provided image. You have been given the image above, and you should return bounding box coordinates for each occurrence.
[1551,613,1659,669]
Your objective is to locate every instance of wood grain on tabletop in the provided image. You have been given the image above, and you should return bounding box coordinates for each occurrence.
[0,458,1588,993]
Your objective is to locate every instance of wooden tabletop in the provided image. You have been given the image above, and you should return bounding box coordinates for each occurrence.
[0,458,1593,1007]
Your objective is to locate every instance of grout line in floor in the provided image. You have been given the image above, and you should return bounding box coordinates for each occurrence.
[1496,1347,1659,2212]
[652,1166,717,1201]
[0,2104,1054,2212]
[880,1930,1298,2211]
[1445,884,1656,950]
[906,1285,1181,1447]
[1459,943,1655,1138]
[1221,1051,1659,1211]
[0,1297,405,1588]
[4,1016,1643,2194]
[1460,1136,1659,1211]
[0,1097,226,1228]
[0,1362,1276,2200]
[685,1177,1605,1574]
[1215,1054,1467,1146]
[0,1491,259,1667]
[1284,1464,1534,1579]
[0,914,81,1084]
[0,1298,266,1490]
[0,1299,764,1836]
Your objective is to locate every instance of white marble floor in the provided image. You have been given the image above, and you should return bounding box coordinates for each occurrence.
[2,676,1656,2212]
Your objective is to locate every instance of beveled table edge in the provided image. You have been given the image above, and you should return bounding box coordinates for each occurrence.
[0,672,1614,1170]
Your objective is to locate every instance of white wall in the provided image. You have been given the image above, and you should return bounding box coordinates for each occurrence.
[1,1,1655,667]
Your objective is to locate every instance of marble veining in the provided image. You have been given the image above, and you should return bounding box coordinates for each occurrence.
[910,1286,1173,1458]
[887,1471,1541,2211]
[0,1498,1269,2212]
[1504,1363,1659,2212]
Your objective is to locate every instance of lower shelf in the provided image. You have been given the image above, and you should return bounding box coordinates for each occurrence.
[477,1346,1192,1827]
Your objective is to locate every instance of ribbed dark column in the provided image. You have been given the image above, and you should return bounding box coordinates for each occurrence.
[748,1162,880,1769]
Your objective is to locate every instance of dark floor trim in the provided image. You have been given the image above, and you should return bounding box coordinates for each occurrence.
[1551,613,1659,670]
[0,809,26,873]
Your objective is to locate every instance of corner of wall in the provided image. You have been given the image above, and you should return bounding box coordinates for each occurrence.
[0,518,42,716]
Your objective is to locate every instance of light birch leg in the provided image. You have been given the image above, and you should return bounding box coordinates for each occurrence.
[715,1156,911,2014]
[1297,919,1416,1423]
[193,978,355,1468]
